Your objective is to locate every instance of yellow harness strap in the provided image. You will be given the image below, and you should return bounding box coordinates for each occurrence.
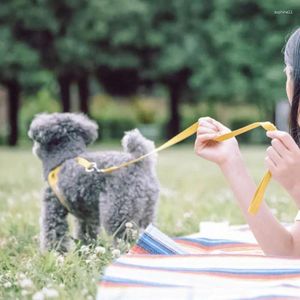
[51,121,277,214]
[48,166,70,210]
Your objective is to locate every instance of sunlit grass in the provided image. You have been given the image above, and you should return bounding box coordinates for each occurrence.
[0,144,297,299]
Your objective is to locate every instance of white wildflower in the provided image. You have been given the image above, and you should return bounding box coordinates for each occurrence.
[95,246,106,255]
[32,291,45,300]
[86,296,93,300]
[56,255,64,265]
[183,211,193,219]
[3,281,12,288]
[82,288,89,296]
[90,254,97,261]
[19,278,34,289]
[176,220,183,229]
[112,249,121,258]
[125,222,133,229]
[42,287,59,298]
[80,245,90,254]
[131,230,138,239]
[21,289,30,296]
[17,272,26,280]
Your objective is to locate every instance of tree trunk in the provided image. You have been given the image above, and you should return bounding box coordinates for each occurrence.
[78,75,90,115]
[7,80,20,146]
[167,83,181,138]
[58,74,72,112]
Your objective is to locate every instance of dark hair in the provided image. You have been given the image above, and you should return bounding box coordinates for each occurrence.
[284,28,300,145]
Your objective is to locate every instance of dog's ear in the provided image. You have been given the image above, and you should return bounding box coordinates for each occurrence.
[68,113,98,145]
[28,113,98,145]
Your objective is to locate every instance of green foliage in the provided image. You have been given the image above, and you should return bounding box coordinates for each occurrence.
[1,0,300,144]
[90,95,139,140]
[20,90,60,137]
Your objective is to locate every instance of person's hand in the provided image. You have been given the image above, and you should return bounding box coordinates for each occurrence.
[266,130,300,193]
[194,117,241,166]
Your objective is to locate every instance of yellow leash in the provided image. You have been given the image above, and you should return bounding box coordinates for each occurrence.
[49,121,276,214]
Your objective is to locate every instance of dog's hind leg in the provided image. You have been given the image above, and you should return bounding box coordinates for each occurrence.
[139,189,159,230]
[73,218,99,245]
[40,187,70,253]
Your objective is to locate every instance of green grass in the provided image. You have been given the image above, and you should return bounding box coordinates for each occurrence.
[0,144,298,299]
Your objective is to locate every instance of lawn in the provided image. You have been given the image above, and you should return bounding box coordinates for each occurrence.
[0,143,298,299]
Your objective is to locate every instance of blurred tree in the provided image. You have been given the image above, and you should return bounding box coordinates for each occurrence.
[92,0,149,96]
[3,0,99,115]
[0,26,43,145]
[92,0,205,137]
[1,0,300,145]
[189,0,300,119]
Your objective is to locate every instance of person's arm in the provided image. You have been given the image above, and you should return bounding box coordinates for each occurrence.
[220,154,295,257]
[195,117,300,257]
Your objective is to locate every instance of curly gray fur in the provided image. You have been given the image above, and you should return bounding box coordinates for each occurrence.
[29,113,160,252]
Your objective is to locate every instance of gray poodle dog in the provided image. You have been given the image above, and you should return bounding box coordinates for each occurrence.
[28,113,159,252]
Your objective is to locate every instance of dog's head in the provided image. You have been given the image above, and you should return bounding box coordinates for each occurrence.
[28,113,98,158]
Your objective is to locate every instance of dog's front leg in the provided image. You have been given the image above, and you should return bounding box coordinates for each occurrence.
[40,187,70,253]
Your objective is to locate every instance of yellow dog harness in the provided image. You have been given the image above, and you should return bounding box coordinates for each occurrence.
[48,121,276,214]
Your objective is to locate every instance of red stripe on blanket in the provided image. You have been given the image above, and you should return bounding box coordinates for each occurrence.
[130,245,149,254]
[175,239,260,251]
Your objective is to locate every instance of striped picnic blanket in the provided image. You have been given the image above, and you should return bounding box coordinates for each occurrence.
[97,224,300,299]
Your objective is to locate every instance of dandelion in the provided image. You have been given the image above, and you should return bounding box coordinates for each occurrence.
[95,246,106,255]
[19,278,34,289]
[42,287,59,298]
[112,249,121,258]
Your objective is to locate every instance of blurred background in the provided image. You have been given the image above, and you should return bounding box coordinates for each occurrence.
[0,0,299,146]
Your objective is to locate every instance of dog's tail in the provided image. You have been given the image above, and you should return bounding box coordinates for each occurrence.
[122,129,156,167]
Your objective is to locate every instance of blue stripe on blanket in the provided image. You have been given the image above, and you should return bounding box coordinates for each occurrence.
[137,232,180,254]
[239,296,300,300]
[101,276,187,288]
[114,261,300,276]
[176,237,243,246]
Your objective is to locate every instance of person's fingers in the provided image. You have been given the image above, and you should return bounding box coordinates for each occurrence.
[197,126,216,135]
[196,133,218,142]
[266,146,281,166]
[210,118,230,132]
[198,117,219,131]
[270,138,289,157]
[265,156,276,173]
[266,130,297,152]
